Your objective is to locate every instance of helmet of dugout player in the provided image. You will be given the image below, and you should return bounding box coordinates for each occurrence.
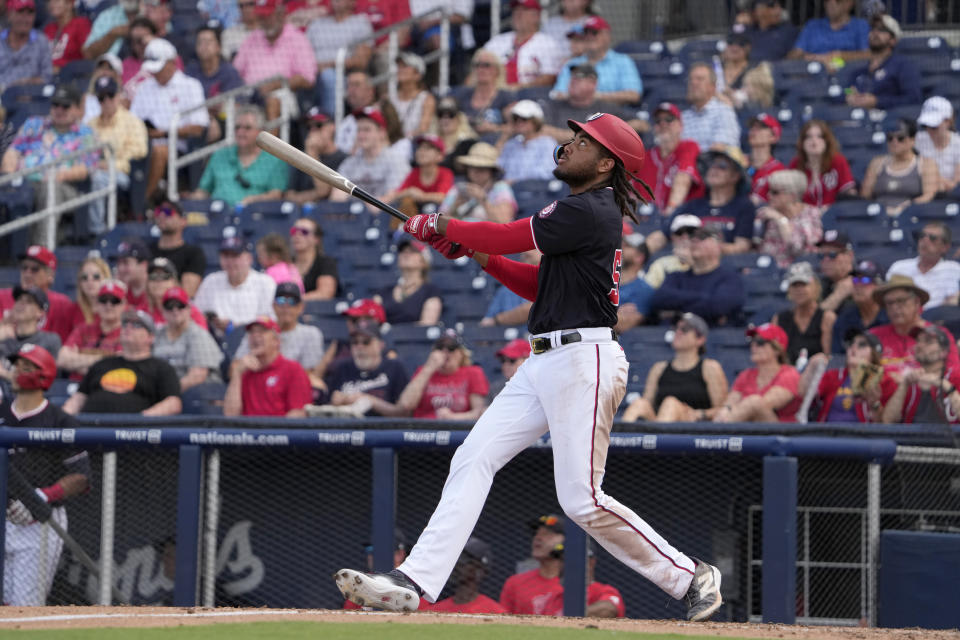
[9,343,56,391]
[561,112,647,180]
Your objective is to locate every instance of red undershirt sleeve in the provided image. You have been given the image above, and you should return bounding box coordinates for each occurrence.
[483,255,539,302]
[444,218,537,255]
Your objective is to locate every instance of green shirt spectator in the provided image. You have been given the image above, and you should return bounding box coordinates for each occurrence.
[192,105,288,206]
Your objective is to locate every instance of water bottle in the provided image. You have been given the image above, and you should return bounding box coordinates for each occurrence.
[713,56,726,94]
[233,203,245,218]
[302,203,315,218]
[795,348,809,373]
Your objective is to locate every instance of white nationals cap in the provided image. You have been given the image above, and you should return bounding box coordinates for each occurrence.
[917,96,954,128]
[670,214,703,233]
[142,39,177,74]
[511,99,544,121]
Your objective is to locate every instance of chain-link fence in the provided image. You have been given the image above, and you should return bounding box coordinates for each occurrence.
[4,427,958,625]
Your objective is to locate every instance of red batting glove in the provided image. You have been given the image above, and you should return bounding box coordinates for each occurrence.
[429,236,474,260]
[403,213,440,242]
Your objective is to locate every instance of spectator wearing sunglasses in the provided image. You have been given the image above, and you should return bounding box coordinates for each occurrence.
[149,201,206,298]
[153,286,223,392]
[644,214,698,290]
[223,316,312,417]
[284,109,346,204]
[58,279,127,378]
[756,170,822,267]
[861,119,940,217]
[69,256,111,327]
[0,246,75,342]
[496,100,556,183]
[622,313,728,423]
[233,282,323,375]
[831,260,888,354]
[816,230,856,314]
[144,258,208,330]
[488,337,531,398]
[714,323,802,423]
[289,217,339,301]
[886,221,960,310]
[87,76,148,236]
[0,0,53,91]
[398,329,489,420]
[801,327,895,423]
[323,318,409,417]
[190,104,288,207]
[64,309,182,416]
[551,16,642,106]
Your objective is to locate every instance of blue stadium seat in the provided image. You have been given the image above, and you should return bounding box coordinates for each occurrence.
[96,222,158,254]
[845,222,910,253]
[181,382,227,415]
[514,86,551,103]
[772,58,829,80]
[845,150,874,183]
[678,38,724,63]
[242,200,301,220]
[901,52,953,77]
[880,104,922,126]
[0,266,19,288]
[897,201,960,225]
[633,57,686,84]
[613,40,667,59]
[922,306,960,340]
[221,326,246,361]
[779,75,832,105]
[821,200,884,228]
[832,125,878,150]
[1,83,54,116]
[897,35,949,57]
[723,252,780,274]
[922,74,960,100]
[443,292,489,324]
[57,59,96,89]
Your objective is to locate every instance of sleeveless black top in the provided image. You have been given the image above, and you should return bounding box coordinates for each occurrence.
[654,359,712,412]
[778,308,825,365]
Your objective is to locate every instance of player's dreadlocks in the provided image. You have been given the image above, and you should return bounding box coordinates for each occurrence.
[604,156,653,224]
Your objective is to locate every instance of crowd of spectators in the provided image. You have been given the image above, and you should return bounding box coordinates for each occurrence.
[0,0,958,428]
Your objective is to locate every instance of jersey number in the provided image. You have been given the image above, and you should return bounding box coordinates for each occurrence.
[608,249,622,306]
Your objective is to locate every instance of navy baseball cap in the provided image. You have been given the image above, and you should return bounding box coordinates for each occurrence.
[274,281,302,303]
[12,285,49,311]
[219,236,250,253]
[118,238,151,261]
[462,537,493,567]
[94,76,118,98]
[852,260,882,281]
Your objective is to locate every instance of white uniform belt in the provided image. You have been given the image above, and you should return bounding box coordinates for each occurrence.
[529,328,616,355]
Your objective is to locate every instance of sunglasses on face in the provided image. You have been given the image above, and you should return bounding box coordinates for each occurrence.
[162,301,187,311]
[886,133,908,142]
[289,226,312,236]
[653,116,676,126]
[709,160,734,171]
[918,231,945,242]
[15,7,36,12]
[673,228,695,238]
[350,337,373,346]
[96,93,116,103]
[155,205,178,217]
[97,296,123,305]
[497,356,518,364]
[51,103,71,110]
[122,320,146,330]
[852,276,874,285]
[80,272,102,282]
[751,338,770,347]
[19,263,42,273]
[148,271,172,281]
[438,110,457,119]
[433,344,459,352]
[472,61,494,69]
[821,251,841,260]
[238,1,254,7]
[511,115,532,123]
[274,296,299,306]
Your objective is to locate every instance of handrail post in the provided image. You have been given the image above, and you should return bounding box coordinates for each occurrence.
[335,48,347,126]
[167,112,181,202]
[387,31,399,104]
[491,0,501,38]
[280,78,290,142]
[44,169,56,249]
[226,96,236,147]
[439,12,450,95]
[98,451,117,605]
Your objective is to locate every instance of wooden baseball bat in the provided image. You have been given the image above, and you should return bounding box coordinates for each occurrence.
[256,131,410,223]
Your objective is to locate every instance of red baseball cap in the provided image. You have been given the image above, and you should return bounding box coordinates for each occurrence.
[246,316,279,332]
[414,134,446,154]
[253,0,279,16]
[749,112,782,141]
[654,102,682,122]
[304,106,330,124]
[511,0,541,9]
[583,16,611,31]
[342,299,387,324]
[7,0,36,10]
[98,279,128,300]
[19,245,56,270]
[354,106,386,130]
[497,338,531,361]
[162,286,190,306]
[746,323,788,352]
[567,112,646,180]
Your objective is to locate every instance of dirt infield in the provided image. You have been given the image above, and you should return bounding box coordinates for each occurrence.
[0,607,958,638]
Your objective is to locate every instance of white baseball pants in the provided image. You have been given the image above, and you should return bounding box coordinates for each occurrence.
[399,329,696,602]
[4,506,67,606]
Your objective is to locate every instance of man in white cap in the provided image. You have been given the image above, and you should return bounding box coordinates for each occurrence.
[496,100,557,182]
[844,14,921,110]
[131,38,209,200]
[645,214,699,289]
[915,96,960,193]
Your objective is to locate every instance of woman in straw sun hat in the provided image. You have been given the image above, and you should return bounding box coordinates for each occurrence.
[438,142,518,222]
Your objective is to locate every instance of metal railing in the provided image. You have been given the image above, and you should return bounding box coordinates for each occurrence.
[0,141,116,249]
[334,7,452,126]
[166,75,292,202]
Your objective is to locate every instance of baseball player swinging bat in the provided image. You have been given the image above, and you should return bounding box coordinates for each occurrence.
[7,463,127,604]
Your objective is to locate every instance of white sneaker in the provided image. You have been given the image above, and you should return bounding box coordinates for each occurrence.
[684,558,722,621]
[334,568,421,612]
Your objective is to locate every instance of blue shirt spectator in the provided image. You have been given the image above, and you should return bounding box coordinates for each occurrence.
[484,286,527,322]
[0,13,53,91]
[682,63,741,150]
[844,14,921,110]
[551,16,642,105]
[668,194,756,249]
[184,23,244,101]
[620,277,655,317]
[743,0,799,62]
[791,16,869,56]
[497,100,557,182]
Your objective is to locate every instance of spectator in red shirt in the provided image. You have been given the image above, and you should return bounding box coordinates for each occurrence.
[746,112,785,204]
[57,280,127,378]
[223,316,313,417]
[44,0,91,72]
[788,119,856,208]
[500,514,565,615]
[0,245,77,343]
[384,134,454,213]
[398,329,489,420]
[882,325,960,424]
[422,536,506,614]
[115,238,151,311]
[869,275,960,377]
[714,323,802,423]
[541,541,626,618]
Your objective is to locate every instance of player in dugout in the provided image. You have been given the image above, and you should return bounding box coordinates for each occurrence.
[336,112,723,622]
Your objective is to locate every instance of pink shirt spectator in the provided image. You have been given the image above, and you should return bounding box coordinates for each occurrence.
[265,262,305,292]
[233,24,318,85]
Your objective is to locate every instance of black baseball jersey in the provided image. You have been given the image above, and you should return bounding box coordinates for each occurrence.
[528,187,624,335]
[0,398,90,492]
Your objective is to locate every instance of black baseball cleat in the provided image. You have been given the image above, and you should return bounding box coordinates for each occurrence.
[684,558,723,621]
[334,568,423,612]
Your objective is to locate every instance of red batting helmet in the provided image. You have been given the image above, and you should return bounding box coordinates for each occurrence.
[10,343,56,391]
[567,112,646,179]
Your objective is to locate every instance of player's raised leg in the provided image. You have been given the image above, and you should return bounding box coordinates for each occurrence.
[335,362,549,610]
[538,340,722,621]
